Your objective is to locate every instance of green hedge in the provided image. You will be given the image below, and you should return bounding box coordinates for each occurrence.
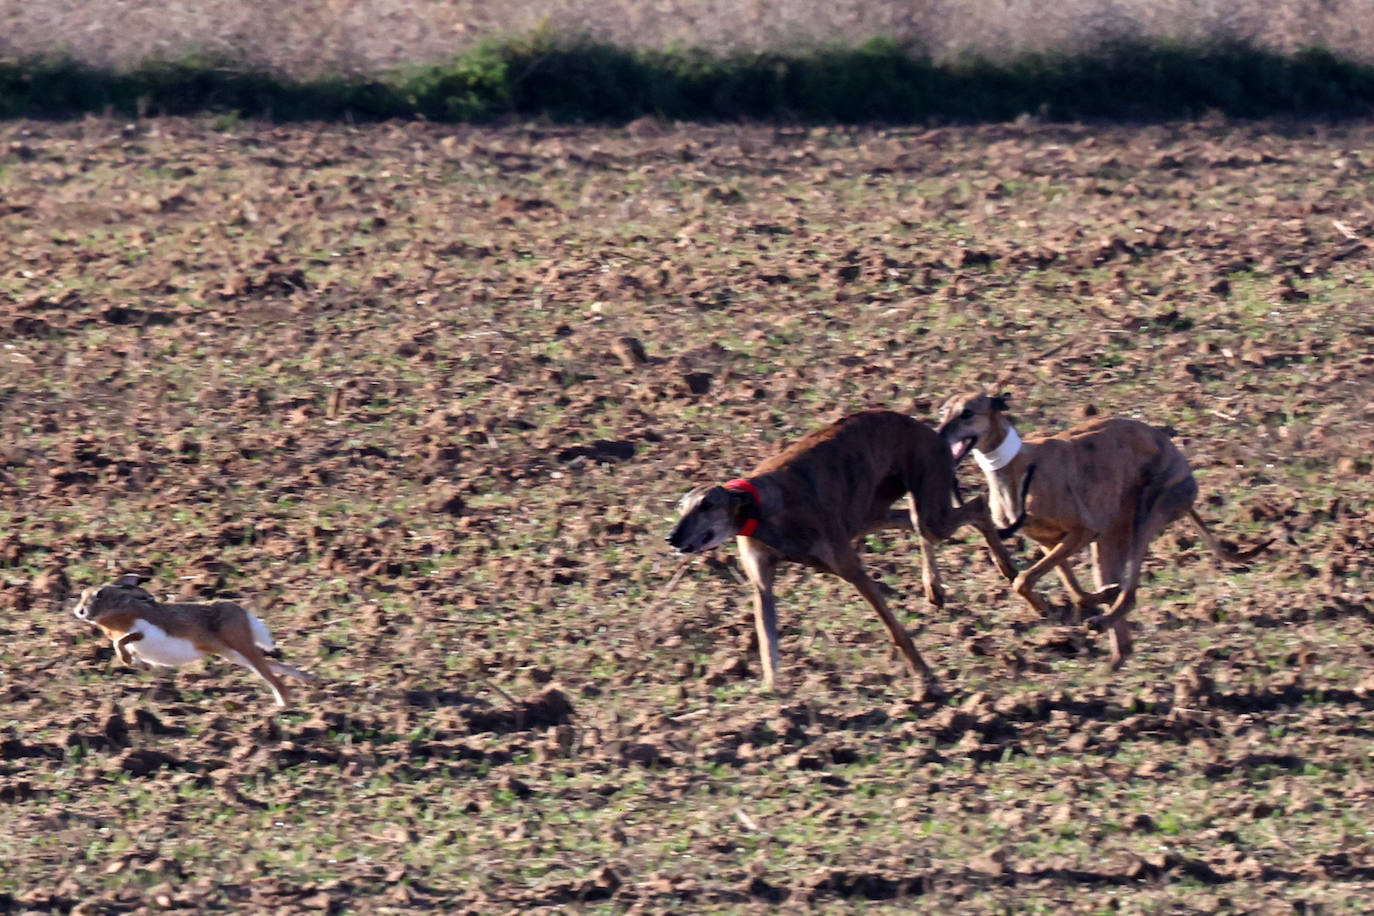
[2,35,1373,122]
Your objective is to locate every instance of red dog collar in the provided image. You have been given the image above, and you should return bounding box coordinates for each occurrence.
[722,478,761,537]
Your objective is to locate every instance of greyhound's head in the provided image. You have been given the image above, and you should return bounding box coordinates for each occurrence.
[666,484,755,554]
[936,393,1010,466]
[72,573,156,622]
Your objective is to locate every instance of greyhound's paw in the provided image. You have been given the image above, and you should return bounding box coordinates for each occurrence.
[925,585,946,609]
[1084,614,1112,633]
[1081,584,1121,608]
[758,677,791,696]
[912,678,945,703]
[1011,575,1050,613]
[1016,589,1053,618]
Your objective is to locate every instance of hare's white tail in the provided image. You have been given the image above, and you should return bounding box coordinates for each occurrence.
[248,613,276,651]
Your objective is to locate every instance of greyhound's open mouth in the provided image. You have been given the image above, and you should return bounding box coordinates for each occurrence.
[949,436,977,465]
[688,531,719,553]
[668,528,719,555]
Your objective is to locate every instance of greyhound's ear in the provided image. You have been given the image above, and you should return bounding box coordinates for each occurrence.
[990,394,1010,412]
[724,486,753,508]
[676,485,714,515]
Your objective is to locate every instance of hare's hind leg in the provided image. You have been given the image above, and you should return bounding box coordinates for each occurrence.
[221,646,293,707]
[268,659,317,683]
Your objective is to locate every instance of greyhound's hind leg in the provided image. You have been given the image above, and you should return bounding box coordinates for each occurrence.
[1086,475,1194,668]
[1083,530,1131,667]
[859,508,914,536]
[832,547,935,687]
[1056,552,1119,614]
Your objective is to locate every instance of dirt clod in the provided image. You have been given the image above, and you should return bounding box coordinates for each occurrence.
[611,336,649,368]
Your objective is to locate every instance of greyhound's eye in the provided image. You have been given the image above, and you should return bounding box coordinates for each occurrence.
[960,409,973,420]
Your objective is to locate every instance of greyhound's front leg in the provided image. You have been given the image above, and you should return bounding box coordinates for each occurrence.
[1051,555,1119,618]
[905,493,946,606]
[1013,529,1097,616]
[737,539,782,691]
[964,495,1020,582]
[922,493,1019,584]
[918,533,946,608]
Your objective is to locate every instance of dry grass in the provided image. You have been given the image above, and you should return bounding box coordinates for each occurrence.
[4,0,1374,77]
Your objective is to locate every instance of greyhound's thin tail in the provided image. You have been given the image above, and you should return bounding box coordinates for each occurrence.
[997,464,1036,538]
[1187,508,1273,563]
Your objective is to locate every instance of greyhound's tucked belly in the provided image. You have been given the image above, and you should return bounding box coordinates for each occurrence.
[1022,519,1072,546]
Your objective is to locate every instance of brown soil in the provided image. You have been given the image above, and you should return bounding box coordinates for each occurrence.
[1,116,1373,913]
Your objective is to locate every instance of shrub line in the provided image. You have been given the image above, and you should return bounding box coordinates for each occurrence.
[3,35,1374,123]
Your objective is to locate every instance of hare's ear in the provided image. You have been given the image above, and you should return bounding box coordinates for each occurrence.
[112,573,151,588]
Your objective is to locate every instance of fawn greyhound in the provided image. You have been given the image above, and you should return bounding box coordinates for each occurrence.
[936,393,1272,668]
[667,409,1023,692]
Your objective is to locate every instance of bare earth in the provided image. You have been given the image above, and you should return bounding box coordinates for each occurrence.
[2,116,1374,912]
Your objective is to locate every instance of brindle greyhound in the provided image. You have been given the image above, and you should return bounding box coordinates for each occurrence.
[936,393,1272,668]
[667,409,1023,692]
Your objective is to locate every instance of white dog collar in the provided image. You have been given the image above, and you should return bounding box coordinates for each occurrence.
[974,426,1021,472]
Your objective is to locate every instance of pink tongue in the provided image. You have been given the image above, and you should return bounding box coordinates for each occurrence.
[951,440,968,460]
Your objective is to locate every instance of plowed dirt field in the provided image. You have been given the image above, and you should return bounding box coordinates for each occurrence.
[2,116,1374,913]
